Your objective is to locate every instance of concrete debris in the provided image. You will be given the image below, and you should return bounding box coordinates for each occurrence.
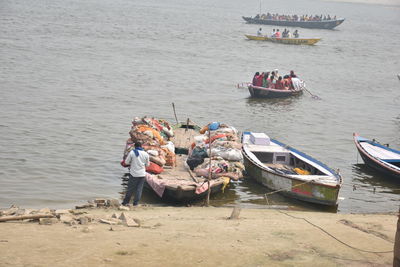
[75,203,95,209]
[71,210,87,216]
[119,213,140,227]
[118,206,130,211]
[0,207,19,216]
[38,208,52,214]
[94,199,106,204]
[118,212,127,221]
[100,218,120,225]
[55,209,71,216]
[107,199,120,208]
[39,218,59,225]
[59,214,75,224]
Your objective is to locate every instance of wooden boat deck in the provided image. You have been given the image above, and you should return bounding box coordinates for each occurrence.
[171,127,198,151]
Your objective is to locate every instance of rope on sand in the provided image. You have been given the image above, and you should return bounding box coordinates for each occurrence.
[277,209,394,254]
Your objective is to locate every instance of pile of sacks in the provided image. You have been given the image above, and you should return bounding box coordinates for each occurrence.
[121,117,176,174]
[186,122,245,181]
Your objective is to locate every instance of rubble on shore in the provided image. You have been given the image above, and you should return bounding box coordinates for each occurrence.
[0,198,140,227]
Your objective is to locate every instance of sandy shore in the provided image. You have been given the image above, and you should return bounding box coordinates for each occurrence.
[0,206,397,266]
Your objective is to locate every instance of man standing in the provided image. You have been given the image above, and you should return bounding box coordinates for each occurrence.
[121,142,150,206]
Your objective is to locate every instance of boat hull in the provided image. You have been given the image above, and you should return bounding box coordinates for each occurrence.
[243,156,340,206]
[248,84,303,98]
[353,133,400,179]
[242,16,345,29]
[161,182,225,202]
[245,34,320,45]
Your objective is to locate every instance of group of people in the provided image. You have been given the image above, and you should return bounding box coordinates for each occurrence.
[252,70,302,90]
[257,28,299,38]
[255,13,337,21]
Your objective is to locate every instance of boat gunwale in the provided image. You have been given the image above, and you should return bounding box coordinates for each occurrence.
[248,84,303,94]
[245,34,321,42]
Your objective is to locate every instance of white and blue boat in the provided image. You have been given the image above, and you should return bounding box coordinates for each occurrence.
[354,133,400,179]
[242,132,342,206]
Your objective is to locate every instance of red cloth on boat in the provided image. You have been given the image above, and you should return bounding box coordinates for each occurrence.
[145,173,166,197]
[146,162,164,174]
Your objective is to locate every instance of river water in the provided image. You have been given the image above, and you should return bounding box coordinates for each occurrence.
[1,0,399,213]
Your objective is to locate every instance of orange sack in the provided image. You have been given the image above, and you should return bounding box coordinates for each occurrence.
[146,162,164,174]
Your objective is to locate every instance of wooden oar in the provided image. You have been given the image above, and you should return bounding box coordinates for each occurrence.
[300,82,321,100]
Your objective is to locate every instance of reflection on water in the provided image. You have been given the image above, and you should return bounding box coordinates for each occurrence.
[246,96,299,109]
[352,164,400,195]
[1,0,400,213]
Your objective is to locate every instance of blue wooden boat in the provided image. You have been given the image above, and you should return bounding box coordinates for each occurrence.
[242,132,342,206]
[353,133,400,179]
[248,84,303,98]
[242,16,345,29]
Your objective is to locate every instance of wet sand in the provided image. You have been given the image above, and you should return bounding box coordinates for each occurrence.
[0,206,396,266]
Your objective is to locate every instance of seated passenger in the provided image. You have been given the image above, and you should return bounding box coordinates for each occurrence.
[257,28,263,36]
[293,30,299,38]
[275,76,285,89]
[283,75,293,89]
[275,29,281,38]
[252,72,260,85]
[271,29,276,37]
[262,72,270,87]
[255,72,264,87]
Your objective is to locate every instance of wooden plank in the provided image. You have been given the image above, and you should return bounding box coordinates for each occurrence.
[171,128,198,150]
[0,214,55,222]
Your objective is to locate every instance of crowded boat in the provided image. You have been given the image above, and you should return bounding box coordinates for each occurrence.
[255,13,337,22]
[252,69,302,90]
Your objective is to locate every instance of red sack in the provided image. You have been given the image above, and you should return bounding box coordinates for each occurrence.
[146,162,164,174]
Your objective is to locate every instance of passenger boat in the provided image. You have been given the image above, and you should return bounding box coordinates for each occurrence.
[242,132,342,206]
[248,84,303,98]
[242,16,345,29]
[353,133,400,179]
[145,121,229,202]
[245,34,320,45]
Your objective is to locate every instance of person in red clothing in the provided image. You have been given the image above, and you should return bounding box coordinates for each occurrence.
[255,72,264,87]
[275,29,281,38]
[252,72,260,85]
[275,76,285,89]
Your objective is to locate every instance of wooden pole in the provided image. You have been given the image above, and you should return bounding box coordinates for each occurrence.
[186,118,189,132]
[172,103,179,124]
[0,214,54,222]
[206,129,212,206]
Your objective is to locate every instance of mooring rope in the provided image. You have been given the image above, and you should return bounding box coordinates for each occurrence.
[277,209,394,254]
